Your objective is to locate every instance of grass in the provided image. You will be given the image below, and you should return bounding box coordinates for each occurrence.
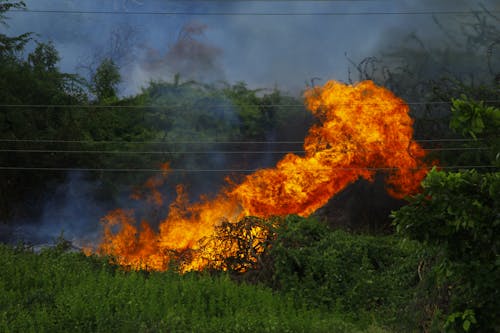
[0,244,390,333]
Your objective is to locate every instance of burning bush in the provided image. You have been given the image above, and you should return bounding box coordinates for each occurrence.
[199,216,277,274]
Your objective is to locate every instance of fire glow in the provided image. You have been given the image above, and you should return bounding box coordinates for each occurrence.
[97,80,429,272]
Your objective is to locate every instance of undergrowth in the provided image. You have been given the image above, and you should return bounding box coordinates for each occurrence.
[0,243,389,333]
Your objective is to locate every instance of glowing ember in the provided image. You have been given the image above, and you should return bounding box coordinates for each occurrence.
[96,80,430,272]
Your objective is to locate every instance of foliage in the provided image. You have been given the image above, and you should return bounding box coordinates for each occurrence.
[450,96,500,139]
[91,58,121,102]
[392,168,500,332]
[200,216,277,275]
[223,82,274,139]
[448,96,500,166]
[0,1,31,57]
[0,38,91,221]
[269,216,425,326]
[28,41,60,72]
[0,244,387,333]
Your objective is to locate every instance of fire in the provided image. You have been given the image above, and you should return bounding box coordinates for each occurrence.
[97,80,429,272]
[233,80,428,216]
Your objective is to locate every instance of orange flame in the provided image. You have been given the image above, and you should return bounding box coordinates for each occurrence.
[96,80,429,272]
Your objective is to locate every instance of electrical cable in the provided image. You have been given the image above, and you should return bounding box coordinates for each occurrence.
[11,9,500,16]
[0,165,496,173]
[0,147,492,155]
[0,138,491,144]
[1,100,499,109]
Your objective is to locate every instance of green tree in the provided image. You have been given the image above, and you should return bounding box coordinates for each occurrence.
[28,41,59,72]
[0,0,31,57]
[0,3,92,222]
[92,58,121,102]
[392,168,499,332]
[223,82,284,139]
[449,96,500,166]
[391,93,500,331]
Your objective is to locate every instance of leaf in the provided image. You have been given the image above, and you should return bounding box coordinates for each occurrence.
[463,319,471,331]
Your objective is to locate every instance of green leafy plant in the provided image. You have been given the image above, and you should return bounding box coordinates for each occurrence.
[0,244,384,332]
[269,215,426,330]
[448,96,500,166]
[450,96,500,139]
[393,168,500,332]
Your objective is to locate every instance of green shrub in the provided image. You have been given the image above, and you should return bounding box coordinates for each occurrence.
[270,215,425,328]
[0,244,385,333]
[393,168,500,332]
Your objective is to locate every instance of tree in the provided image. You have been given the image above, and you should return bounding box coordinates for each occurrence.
[91,58,121,102]
[392,97,500,332]
[449,96,500,166]
[392,168,499,332]
[0,0,31,57]
[28,41,60,72]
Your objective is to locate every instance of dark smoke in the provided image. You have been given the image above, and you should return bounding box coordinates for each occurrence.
[141,21,225,84]
[5,173,109,246]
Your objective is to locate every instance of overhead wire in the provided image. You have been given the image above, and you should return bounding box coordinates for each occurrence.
[0,165,496,173]
[0,138,491,144]
[64,0,387,2]
[0,138,492,145]
[11,9,500,16]
[0,147,492,155]
[1,100,499,109]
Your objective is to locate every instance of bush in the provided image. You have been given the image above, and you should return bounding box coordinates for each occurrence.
[269,215,426,328]
[0,243,386,333]
[393,168,500,332]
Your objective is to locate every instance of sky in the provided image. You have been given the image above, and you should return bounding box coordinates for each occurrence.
[4,0,497,96]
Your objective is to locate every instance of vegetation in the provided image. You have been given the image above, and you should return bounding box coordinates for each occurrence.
[0,243,388,333]
[391,100,500,332]
[393,169,499,332]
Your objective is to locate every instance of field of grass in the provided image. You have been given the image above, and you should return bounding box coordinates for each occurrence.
[0,244,390,333]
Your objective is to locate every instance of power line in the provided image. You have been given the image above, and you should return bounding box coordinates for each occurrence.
[0,165,496,173]
[0,147,491,155]
[202,0,381,1]
[11,9,499,16]
[0,149,304,155]
[0,138,490,145]
[234,0,397,1]
[1,101,499,109]
[0,138,489,145]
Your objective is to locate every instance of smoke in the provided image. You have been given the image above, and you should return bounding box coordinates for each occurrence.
[144,22,225,82]
[124,21,226,94]
[5,172,108,246]
[7,0,497,95]
[353,0,500,89]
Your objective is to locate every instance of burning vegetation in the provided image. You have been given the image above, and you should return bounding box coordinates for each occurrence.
[97,80,429,272]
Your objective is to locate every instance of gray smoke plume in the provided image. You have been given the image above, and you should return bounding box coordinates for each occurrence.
[7,0,497,95]
[6,172,108,246]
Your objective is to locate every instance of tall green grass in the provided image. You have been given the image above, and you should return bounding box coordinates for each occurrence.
[0,244,388,333]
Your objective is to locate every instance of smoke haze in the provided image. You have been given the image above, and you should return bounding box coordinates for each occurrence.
[6,0,497,95]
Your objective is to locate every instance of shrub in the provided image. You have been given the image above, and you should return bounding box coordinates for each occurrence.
[393,168,500,332]
[269,215,425,328]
